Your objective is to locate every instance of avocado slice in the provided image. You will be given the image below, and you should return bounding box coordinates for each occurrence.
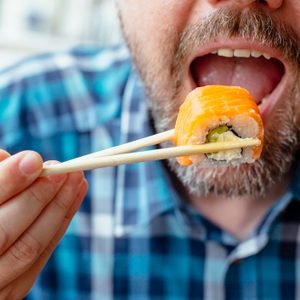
[206,125,229,143]
[206,125,242,161]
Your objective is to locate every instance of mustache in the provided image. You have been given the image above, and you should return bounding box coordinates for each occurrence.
[171,7,300,76]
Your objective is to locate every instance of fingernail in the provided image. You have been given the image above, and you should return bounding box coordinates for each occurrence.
[19,152,41,175]
[43,161,66,183]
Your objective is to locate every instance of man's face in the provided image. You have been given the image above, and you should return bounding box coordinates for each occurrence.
[119,0,300,197]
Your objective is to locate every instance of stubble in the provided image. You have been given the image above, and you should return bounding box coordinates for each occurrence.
[120,8,300,197]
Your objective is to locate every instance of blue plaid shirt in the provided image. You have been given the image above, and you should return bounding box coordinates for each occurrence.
[1,45,300,300]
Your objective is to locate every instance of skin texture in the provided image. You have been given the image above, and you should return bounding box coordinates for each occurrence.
[3,1,300,297]
[119,0,300,238]
[0,150,88,299]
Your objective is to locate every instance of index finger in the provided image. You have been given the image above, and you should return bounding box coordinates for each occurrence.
[0,151,43,204]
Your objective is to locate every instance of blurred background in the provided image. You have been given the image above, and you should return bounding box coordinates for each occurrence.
[0,0,122,67]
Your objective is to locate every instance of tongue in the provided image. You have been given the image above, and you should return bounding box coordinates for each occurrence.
[191,54,284,102]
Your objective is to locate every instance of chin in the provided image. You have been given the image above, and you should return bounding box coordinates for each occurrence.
[147,9,300,197]
[165,92,299,197]
[129,8,300,196]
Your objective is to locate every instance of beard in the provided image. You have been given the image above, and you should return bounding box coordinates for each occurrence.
[120,8,300,197]
[167,87,300,197]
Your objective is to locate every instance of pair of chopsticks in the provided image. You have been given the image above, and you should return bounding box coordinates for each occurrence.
[41,129,260,176]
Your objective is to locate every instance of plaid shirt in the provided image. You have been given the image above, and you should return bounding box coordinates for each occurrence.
[1,45,300,300]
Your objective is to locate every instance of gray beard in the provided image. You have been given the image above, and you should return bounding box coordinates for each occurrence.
[165,89,299,197]
[121,8,300,197]
[152,77,300,199]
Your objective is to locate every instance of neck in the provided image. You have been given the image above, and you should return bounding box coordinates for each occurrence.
[188,173,292,241]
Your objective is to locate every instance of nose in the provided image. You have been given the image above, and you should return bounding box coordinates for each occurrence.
[208,0,283,10]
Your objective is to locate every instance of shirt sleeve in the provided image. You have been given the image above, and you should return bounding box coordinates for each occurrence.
[0,46,132,157]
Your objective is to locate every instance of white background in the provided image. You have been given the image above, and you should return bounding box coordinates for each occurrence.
[0,0,122,67]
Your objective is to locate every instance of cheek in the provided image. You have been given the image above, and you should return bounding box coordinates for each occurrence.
[119,1,196,57]
[284,1,300,37]
[292,86,300,128]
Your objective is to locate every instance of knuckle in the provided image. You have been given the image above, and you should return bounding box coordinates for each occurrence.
[9,233,41,265]
[0,223,9,252]
[53,194,71,211]
[3,167,27,188]
[53,184,77,211]
[25,177,65,208]
[0,171,28,204]
[25,184,48,207]
[0,183,9,201]
[2,288,21,300]
[43,239,58,257]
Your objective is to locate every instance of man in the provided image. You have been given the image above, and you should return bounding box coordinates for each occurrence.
[0,0,299,298]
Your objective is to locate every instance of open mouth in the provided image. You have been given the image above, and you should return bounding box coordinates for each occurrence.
[190,47,285,115]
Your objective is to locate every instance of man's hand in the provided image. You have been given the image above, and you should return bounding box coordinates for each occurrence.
[0,150,88,299]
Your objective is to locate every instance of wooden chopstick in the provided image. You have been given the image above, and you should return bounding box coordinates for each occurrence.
[41,138,260,176]
[54,129,175,168]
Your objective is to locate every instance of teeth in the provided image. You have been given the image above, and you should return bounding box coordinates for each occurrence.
[259,94,270,106]
[213,48,272,59]
[251,50,263,58]
[217,48,234,57]
[261,97,267,105]
[234,49,251,58]
[263,53,271,60]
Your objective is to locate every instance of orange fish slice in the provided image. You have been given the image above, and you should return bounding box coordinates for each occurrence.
[174,85,264,166]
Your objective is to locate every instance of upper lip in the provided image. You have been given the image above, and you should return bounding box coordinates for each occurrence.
[188,38,288,67]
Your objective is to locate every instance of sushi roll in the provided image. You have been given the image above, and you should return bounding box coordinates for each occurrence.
[174,85,264,166]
